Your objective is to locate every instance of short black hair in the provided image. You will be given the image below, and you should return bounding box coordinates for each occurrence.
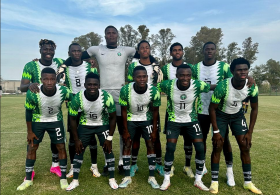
[41,67,56,76]
[137,40,150,51]
[85,72,100,82]
[170,42,183,53]
[39,39,56,49]
[105,25,118,34]
[230,57,250,72]
[203,41,216,50]
[69,42,81,51]
[176,64,192,73]
[133,66,147,76]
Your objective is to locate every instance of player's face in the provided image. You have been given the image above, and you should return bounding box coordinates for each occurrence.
[105,28,118,45]
[40,44,55,61]
[68,45,82,61]
[232,64,249,81]
[203,44,216,60]
[134,70,148,88]
[41,73,56,91]
[171,45,183,61]
[176,68,192,87]
[138,42,150,59]
[85,78,99,96]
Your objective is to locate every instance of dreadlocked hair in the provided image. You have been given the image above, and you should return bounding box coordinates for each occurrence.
[39,39,57,49]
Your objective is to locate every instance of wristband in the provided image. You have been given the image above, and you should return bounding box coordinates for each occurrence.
[213,130,220,134]
[106,136,113,141]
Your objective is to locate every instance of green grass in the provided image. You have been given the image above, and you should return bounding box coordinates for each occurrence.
[1,96,280,195]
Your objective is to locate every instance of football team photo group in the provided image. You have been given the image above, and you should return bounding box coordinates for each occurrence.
[13,24,264,194]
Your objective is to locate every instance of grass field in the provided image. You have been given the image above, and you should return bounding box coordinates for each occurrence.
[1,96,280,195]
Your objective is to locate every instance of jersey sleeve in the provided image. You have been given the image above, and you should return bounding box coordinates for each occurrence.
[124,47,136,57]
[24,90,36,110]
[104,91,116,113]
[87,46,99,57]
[157,80,169,93]
[119,85,128,106]
[190,63,198,80]
[53,58,65,68]
[21,62,33,81]
[161,65,168,81]
[248,85,259,103]
[151,86,161,107]
[211,81,226,104]
[69,92,81,116]
[197,80,210,93]
[91,67,98,75]
[223,63,233,79]
[127,62,136,82]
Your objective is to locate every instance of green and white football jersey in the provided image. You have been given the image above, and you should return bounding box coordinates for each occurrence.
[192,61,232,115]
[119,83,161,121]
[158,79,210,123]
[64,61,98,94]
[127,60,154,85]
[161,62,190,81]
[21,58,65,83]
[25,85,71,122]
[211,78,258,114]
[69,89,116,126]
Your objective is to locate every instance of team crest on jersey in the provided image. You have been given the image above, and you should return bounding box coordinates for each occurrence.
[117,52,121,56]
[180,94,187,100]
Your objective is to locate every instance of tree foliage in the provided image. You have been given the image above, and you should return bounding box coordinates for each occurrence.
[119,25,139,47]
[138,25,150,41]
[72,32,102,51]
[226,42,242,64]
[241,37,259,64]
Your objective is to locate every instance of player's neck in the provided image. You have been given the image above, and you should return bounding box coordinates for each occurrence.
[231,78,246,90]
[203,58,216,66]
[41,85,56,96]
[106,44,117,49]
[84,90,99,101]
[176,80,190,91]
[39,59,52,66]
[133,83,147,94]
[172,59,183,67]
[139,58,151,65]
[71,59,83,66]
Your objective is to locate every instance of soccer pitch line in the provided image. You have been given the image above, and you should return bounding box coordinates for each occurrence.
[1,129,279,134]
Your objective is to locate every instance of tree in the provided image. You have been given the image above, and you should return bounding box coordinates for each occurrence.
[251,64,266,86]
[184,26,225,64]
[226,42,242,64]
[72,32,103,51]
[119,25,139,47]
[151,28,175,66]
[241,37,258,64]
[137,25,150,41]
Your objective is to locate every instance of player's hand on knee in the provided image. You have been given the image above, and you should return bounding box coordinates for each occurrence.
[242,132,252,148]
[29,83,40,93]
[74,139,84,155]
[27,132,39,147]
[212,133,224,149]
[103,140,112,154]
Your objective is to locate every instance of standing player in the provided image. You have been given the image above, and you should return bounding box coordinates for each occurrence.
[118,66,161,189]
[17,68,71,190]
[20,39,64,178]
[126,40,163,177]
[158,64,210,191]
[64,26,136,174]
[191,42,235,185]
[60,43,100,178]
[66,73,118,190]
[208,58,261,194]
[161,42,194,178]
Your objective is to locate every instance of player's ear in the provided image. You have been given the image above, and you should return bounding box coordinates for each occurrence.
[39,48,42,54]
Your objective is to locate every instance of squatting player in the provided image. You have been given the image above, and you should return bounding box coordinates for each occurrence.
[161,42,194,178]
[17,68,71,191]
[66,73,118,190]
[209,58,261,194]
[118,66,161,189]
[127,40,164,177]
[64,26,136,174]
[60,43,100,178]
[158,64,211,191]
[20,39,65,178]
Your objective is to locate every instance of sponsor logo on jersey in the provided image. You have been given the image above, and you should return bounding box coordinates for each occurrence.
[180,94,187,100]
